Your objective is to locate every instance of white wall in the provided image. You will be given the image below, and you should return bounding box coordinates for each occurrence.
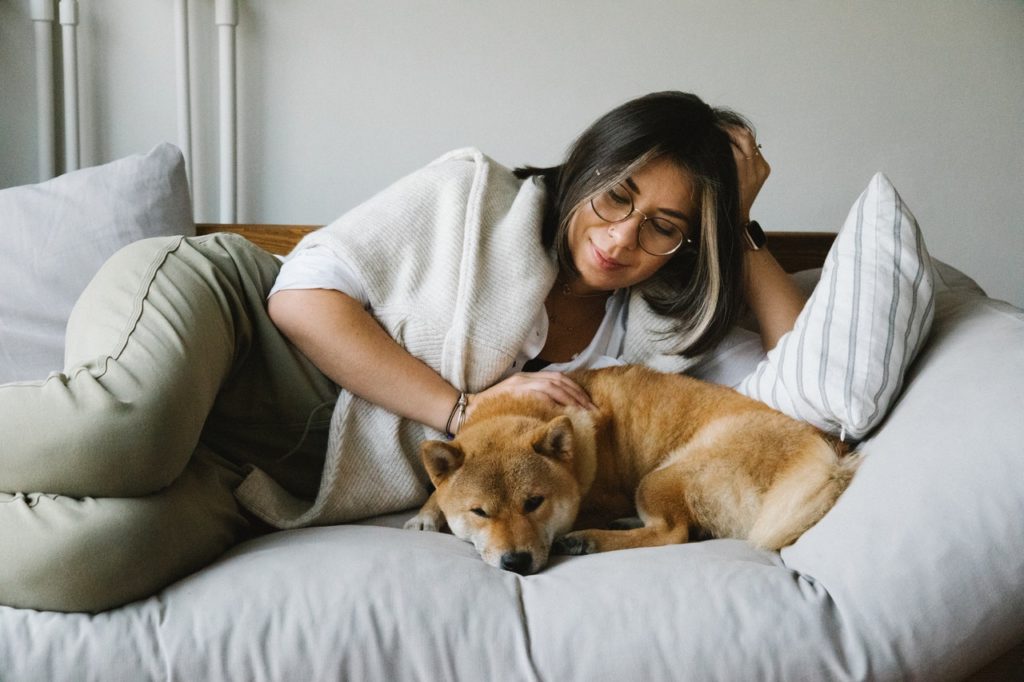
[2,0,1022,307]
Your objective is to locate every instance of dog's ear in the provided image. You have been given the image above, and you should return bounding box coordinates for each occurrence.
[532,415,574,463]
[421,440,465,484]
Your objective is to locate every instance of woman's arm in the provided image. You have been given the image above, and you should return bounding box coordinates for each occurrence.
[268,289,594,433]
[269,288,460,432]
[723,124,808,351]
[743,248,807,351]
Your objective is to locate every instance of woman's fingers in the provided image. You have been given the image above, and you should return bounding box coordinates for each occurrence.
[529,371,594,408]
[479,371,596,410]
[721,124,770,220]
[723,123,757,158]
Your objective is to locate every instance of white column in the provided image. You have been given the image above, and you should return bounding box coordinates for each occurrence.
[174,0,194,198]
[58,0,80,172]
[215,0,238,223]
[30,0,56,180]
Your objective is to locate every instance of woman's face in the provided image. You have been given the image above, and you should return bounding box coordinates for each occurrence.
[566,156,698,294]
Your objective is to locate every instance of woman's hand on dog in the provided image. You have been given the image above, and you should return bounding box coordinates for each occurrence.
[468,372,596,421]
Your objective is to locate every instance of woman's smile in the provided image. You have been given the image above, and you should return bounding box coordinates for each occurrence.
[590,242,625,271]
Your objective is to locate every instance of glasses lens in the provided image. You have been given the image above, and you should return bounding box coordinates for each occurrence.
[591,184,633,223]
[639,218,686,256]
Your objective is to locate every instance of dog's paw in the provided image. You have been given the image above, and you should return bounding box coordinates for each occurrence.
[552,533,595,556]
[403,513,441,532]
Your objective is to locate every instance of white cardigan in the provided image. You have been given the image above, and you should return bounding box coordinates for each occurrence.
[236,149,700,528]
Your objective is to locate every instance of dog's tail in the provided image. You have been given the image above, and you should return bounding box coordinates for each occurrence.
[747,440,862,551]
[831,449,863,490]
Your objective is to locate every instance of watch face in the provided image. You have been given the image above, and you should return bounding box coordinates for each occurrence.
[745,220,767,250]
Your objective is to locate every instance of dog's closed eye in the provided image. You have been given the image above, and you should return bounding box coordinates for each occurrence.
[470,507,488,518]
[523,496,545,513]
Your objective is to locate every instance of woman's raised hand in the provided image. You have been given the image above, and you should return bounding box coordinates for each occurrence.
[723,124,771,223]
[467,371,596,419]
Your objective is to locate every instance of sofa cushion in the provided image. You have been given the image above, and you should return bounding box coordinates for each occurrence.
[0,144,193,383]
[737,172,935,440]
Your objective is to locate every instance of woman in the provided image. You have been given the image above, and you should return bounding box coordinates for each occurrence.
[269,91,803,435]
[0,91,804,613]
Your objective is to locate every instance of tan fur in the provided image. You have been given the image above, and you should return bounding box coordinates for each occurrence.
[406,365,860,574]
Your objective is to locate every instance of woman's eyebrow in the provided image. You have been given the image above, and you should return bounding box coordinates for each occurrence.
[661,208,692,224]
[624,177,693,224]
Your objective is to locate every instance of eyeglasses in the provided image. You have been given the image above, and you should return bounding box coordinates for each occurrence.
[589,182,693,256]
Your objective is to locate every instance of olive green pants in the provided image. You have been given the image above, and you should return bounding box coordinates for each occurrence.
[0,234,336,612]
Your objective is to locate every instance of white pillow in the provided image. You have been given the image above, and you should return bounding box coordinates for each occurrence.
[737,172,935,440]
[0,143,193,383]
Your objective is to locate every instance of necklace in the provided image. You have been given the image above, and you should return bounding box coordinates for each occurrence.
[560,282,610,298]
[540,280,609,363]
[556,275,611,299]
[546,284,609,337]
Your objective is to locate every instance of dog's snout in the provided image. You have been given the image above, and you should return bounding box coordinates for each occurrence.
[500,551,533,575]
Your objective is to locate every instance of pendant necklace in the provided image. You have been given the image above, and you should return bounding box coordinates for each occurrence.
[558,277,610,299]
[547,277,610,335]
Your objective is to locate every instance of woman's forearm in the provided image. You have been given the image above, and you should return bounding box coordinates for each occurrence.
[722,124,805,350]
[743,248,808,351]
[267,288,461,433]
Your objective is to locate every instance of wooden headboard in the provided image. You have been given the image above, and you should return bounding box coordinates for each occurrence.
[195,224,836,274]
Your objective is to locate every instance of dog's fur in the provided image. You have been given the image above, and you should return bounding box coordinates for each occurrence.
[406,365,859,575]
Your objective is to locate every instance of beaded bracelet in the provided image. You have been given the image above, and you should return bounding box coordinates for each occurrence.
[444,392,469,440]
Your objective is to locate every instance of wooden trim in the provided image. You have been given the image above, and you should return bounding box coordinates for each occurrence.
[766,231,836,273]
[196,223,836,273]
[196,223,318,256]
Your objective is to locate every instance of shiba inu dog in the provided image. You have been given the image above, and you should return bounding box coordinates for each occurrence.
[405,365,860,575]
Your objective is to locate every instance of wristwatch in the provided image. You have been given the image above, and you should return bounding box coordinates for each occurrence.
[743,220,766,251]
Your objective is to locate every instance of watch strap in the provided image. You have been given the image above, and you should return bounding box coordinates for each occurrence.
[743,220,767,251]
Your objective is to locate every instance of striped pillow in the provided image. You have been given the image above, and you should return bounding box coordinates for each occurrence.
[737,173,935,441]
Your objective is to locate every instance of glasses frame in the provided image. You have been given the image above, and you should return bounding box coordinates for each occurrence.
[589,183,693,257]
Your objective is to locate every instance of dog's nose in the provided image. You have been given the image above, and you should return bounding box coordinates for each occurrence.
[499,551,533,575]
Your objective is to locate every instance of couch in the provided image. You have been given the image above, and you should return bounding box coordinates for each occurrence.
[1,145,1021,681]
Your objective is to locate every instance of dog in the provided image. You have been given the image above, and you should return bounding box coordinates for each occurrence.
[405,364,860,575]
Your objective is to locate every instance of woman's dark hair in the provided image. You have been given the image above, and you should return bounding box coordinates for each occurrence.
[515,91,749,356]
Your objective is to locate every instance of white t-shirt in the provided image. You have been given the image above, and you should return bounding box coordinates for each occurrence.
[269,245,629,377]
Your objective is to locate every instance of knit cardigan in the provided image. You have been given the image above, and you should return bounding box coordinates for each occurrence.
[235,148,701,529]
